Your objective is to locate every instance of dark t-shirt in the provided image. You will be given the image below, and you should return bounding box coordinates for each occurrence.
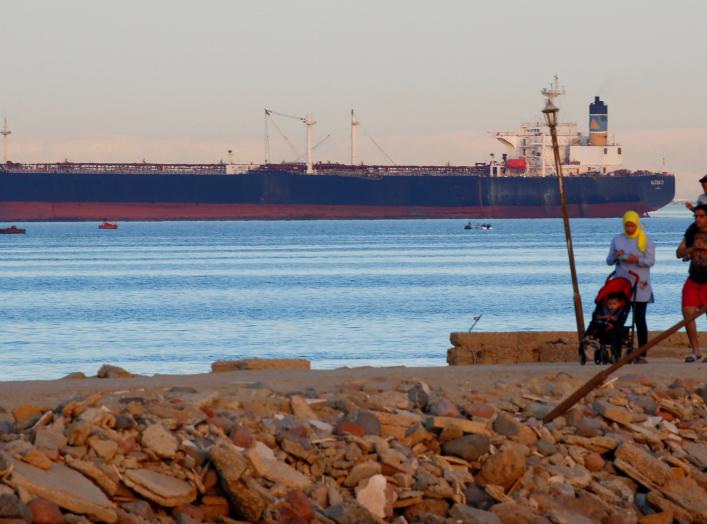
[684,224,707,283]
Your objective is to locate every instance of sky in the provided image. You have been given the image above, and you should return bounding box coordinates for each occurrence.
[1,0,706,197]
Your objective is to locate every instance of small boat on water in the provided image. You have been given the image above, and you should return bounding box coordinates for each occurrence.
[464,222,472,230]
[98,221,118,230]
[0,225,26,234]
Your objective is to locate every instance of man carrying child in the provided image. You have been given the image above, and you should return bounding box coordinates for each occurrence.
[676,203,707,362]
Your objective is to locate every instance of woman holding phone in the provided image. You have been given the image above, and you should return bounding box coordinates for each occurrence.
[606,210,656,362]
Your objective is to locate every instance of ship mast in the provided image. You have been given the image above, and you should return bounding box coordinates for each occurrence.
[1,117,11,164]
[539,75,565,176]
[540,74,565,105]
[350,109,359,165]
[305,114,316,174]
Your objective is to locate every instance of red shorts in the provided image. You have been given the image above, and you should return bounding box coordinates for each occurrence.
[681,278,707,308]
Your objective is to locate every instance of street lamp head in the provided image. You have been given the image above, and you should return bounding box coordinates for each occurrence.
[542,99,559,127]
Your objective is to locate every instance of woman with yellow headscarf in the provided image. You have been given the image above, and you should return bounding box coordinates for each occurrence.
[606,210,655,361]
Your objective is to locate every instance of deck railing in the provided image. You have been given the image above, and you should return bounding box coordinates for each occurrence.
[0,162,667,178]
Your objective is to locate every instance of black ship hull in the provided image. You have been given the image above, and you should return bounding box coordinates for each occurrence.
[0,168,674,220]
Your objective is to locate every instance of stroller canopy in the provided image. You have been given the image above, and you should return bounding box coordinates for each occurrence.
[595,276,634,304]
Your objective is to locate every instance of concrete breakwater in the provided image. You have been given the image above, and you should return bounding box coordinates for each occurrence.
[447,331,707,365]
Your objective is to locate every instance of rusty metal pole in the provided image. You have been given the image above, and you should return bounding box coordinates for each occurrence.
[543,100,585,339]
[543,304,707,423]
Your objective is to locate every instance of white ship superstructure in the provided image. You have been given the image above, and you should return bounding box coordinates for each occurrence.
[495,77,622,177]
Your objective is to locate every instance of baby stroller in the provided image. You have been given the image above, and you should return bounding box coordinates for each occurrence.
[579,271,638,365]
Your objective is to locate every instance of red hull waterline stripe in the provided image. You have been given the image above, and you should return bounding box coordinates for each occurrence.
[0,201,654,221]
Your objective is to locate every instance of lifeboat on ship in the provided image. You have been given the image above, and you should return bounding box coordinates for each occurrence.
[0,225,26,234]
[505,157,526,171]
[98,220,118,230]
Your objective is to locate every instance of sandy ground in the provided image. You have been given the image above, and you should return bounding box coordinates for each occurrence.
[1,359,705,412]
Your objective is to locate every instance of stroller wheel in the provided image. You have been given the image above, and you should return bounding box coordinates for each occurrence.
[595,347,611,365]
[593,348,602,365]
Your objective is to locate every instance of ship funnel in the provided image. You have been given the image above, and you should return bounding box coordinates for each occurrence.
[589,96,608,146]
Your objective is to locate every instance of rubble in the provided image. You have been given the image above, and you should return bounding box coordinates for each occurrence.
[0,369,704,523]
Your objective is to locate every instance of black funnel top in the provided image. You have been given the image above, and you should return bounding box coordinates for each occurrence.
[590,96,607,115]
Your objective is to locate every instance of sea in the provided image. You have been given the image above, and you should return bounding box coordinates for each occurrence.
[0,203,698,380]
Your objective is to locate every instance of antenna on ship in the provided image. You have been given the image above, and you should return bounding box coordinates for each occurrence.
[264,110,271,163]
[1,117,11,163]
[351,110,359,165]
[541,75,565,106]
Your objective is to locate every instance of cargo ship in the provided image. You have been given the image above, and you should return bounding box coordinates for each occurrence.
[0,81,674,221]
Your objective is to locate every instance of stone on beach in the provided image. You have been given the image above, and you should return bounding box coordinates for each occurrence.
[245,442,311,489]
[289,394,319,421]
[65,457,118,497]
[344,462,382,488]
[0,493,32,522]
[478,444,527,490]
[449,503,502,524]
[593,399,634,425]
[62,372,88,380]
[210,358,310,372]
[442,434,490,461]
[34,428,67,454]
[96,364,136,379]
[11,404,45,431]
[122,469,197,507]
[2,452,117,522]
[141,423,178,459]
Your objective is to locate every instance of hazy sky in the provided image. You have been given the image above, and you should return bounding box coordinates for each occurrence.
[2,0,706,196]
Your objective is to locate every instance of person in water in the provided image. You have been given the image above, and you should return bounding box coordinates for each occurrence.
[606,210,655,362]
[675,203,707,362]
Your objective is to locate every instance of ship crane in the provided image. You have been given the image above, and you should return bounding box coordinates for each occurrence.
[264,109,316,174]
[351,110,395,165]
[1,117,11,164]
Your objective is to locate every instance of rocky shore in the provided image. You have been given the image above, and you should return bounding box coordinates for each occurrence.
[0,360,705,523]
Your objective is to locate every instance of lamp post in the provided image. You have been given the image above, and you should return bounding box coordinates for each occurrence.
[542,99,585,340]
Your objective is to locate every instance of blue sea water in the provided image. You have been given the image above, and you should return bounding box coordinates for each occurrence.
[0,204,699,380]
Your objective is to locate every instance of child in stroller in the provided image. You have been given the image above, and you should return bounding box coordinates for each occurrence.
[580,272,637,365]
